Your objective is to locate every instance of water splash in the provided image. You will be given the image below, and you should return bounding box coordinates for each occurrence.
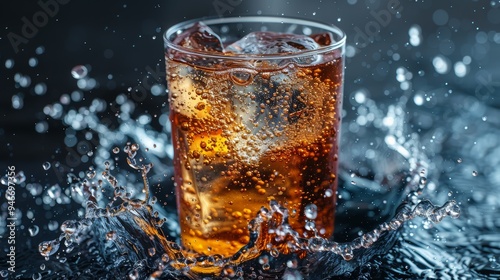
[33,98,461,278]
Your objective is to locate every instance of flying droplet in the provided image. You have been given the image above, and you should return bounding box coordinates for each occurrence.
[304,204,318,220]
[106,231,117,241]
[29,225,40,236]
[42,162,51,170]
[39,240,60,257]
[71,65,88,79]
[324,189,333,197]
[86,169,96,179]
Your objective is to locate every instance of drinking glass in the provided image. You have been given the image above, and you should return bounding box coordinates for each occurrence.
[164,16,346,257]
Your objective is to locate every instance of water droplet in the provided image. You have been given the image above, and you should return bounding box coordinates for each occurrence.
[304,204,318,220]
[71,65,88,79]
[13,171,26,184]
[34,83,48,97]
[270,247,279,257]
[112,147,120,154]
[42,162,51,170]
[60,220,77,235]
[419,177,427,185]
[11,94,24,109]
[86,168,96,179]
[29,225,40,236]
[128,269,139,280]
[5,59,14,69]
[432,55,450,74]
[150,196,157,205]
[223,266,236,277]
[47,185,62,199]
[32,272,42,280]
[324,189,333,197]
[48,220,59,231]
[106,231,117,241]
[457,158,463,163]
[28,57,38,68]
[286,259,298,268]
[305,221,316,231]
[39,240,60,257]
[148,247,156,256]
[472,170,478,176]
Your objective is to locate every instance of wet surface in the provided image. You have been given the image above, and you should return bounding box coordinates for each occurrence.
[1,0,500,279]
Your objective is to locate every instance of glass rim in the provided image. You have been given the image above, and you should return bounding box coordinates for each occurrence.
[164,16,346,60]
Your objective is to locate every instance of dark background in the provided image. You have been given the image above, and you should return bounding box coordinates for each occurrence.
[1,0,499,162]
[1,0,499,272]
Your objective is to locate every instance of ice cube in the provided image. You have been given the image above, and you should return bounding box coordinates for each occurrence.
[226,32,319,55]
[168,66,211,119]
[173,22,224,52]
[310,32,334,46]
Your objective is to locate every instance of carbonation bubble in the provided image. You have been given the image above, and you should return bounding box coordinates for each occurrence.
[230,70,254,86]
[71,65,88,79]
[5,59,14,69]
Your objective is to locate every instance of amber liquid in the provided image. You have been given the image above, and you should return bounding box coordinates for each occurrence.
[167,54,343,257]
